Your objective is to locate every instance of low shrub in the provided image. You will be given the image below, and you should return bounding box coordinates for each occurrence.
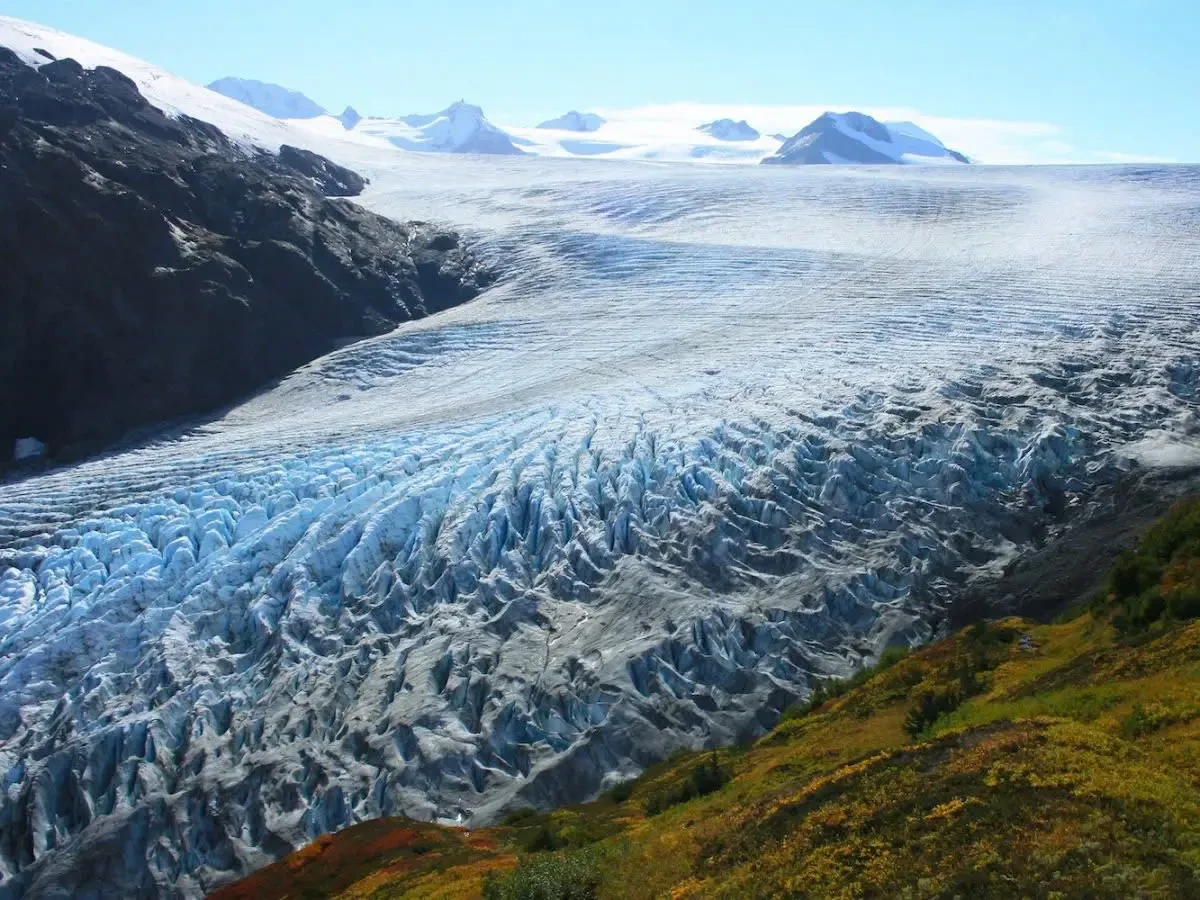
[904,688,963,738]
[644,752,730,816]
[522,822,565,853]
[903,657,987,738]
[1119,702,1181,739]
[782,645,911,723]
[1103,498,1200,631]
[605,780,634,804]
[482,847,601,900]
[502,807,539,826]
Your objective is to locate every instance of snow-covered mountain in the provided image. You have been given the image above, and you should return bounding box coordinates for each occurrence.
[207,76,326,119]
[698,118,761,141]
[0,19,977,169]
[764,111,969,165]
[351,101,525,155]
[506,111,781,163]
[0,15,393,162]
[536,110,606,132]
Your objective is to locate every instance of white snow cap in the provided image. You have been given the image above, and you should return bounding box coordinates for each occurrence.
[0,15,394,160]
[698,118,761,142]
[537,111,606,132]
[207,77,326,119]
[765,111,970,165]
[355,101,525,155]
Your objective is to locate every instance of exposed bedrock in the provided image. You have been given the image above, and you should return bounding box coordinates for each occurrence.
[0,49,495,461]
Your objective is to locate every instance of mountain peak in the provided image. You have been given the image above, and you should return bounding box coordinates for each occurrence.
[537,110,606,132]
[206,76,325,119]
[369,101,524,155]
[444,99,481,116]
[698,118,761,142]
[764,110,968,166]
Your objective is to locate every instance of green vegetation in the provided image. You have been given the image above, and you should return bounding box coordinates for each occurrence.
[603,780,634,804]
[642,752,730,816]
[782,643,911,722]
[1102,496,1200,631]
[214,499,1200,900]
[482,847,601,900]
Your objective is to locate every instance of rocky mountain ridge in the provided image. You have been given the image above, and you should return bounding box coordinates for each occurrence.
[0,48,495,463]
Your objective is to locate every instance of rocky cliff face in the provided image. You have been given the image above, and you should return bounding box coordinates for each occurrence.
[0,48,494,463]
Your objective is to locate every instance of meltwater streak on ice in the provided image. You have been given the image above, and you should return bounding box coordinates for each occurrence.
[2,160,1200,898]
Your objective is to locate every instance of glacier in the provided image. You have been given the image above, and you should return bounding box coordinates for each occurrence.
[2,142,1200,897]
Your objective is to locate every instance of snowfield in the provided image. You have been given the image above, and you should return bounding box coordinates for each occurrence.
[3,14,1200,900]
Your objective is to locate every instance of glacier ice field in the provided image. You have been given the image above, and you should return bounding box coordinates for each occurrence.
[2,156,1200,896]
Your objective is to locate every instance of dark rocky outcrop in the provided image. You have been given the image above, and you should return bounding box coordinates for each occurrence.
[276,144,365,196]
[0,48,495,462]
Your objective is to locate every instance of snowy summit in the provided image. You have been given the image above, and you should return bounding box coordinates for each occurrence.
[352,101,525,155]
[536,110,606,132]
[697,118,761,142]
[207,77,326,119]
[764,111,969,165]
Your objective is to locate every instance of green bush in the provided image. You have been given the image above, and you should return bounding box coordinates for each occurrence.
[482,848,601,900]
[781,645,911,723]
[501,806,539,826]
[1119,702,1179,739]
[1104,498,1200,632]
[903,659,986,739]
[605,780,634,804]
[904,689,962,738]
[877,645,912,669]
[643,752,730,816]
[1167,586,1200,620]
[522,822,565,853]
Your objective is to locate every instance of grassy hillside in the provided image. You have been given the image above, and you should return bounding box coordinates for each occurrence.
[212,499,1200,900]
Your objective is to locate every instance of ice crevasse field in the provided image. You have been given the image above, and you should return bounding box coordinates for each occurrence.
[1,24,1200,891]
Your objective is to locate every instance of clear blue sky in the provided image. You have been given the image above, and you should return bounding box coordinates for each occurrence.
[5,0,1198,161]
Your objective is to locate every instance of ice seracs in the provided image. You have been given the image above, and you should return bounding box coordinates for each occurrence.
[207,76,326,119]
[763,111,969,165]
[698,118,761,141]
[354,101,525,154]
[536,110,606,132]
